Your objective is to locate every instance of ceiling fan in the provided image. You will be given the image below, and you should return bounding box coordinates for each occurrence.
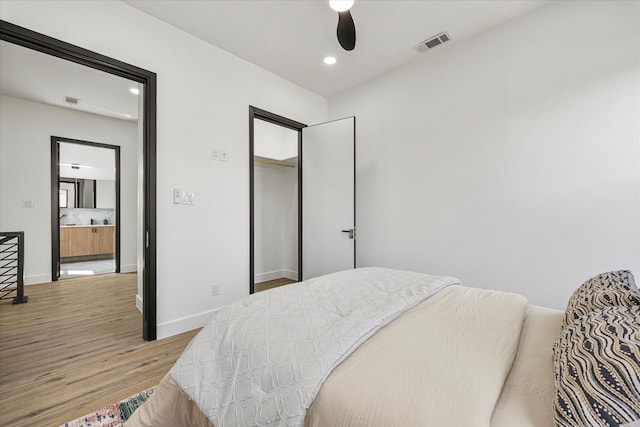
[330,0,356,51]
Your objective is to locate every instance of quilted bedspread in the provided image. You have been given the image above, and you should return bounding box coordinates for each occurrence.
[169,267,459,427]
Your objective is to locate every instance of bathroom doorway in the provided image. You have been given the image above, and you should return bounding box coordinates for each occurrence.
[52,137,121,280]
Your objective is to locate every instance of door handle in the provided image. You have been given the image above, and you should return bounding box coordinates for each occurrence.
[341,228,355,239]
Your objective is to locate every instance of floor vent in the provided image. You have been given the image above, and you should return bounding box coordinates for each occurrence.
[414,32,451,53]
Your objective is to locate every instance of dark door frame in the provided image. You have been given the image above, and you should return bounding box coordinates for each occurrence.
[249,106,306,294]
[51,137,122,279]
[1,20,158,340]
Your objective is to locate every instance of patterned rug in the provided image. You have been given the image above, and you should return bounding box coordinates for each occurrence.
[60,387,154,427]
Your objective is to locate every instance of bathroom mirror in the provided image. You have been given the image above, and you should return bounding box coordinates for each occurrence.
[60,178,96,208]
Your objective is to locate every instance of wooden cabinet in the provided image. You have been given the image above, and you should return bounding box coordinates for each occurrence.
[67,227,94,257]
[94,227,115,255]
[60,227,70,257]
[60,226,114,258]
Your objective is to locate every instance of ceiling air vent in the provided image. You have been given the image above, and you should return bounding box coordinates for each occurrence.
[64,96,79,105]
[414,32,451,53]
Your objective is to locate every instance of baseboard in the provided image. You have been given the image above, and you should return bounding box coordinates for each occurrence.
[157,308,220,340]
[136,294,143,313]
[24,274,51,285]
[255,269,298,283]
[282,269,298,281]
[120,264,137,274]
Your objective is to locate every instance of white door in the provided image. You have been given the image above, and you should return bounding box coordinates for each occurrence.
[302,117,355,280]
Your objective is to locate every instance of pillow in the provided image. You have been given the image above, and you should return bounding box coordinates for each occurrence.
[561,270,639,330]
[553,305,640,427]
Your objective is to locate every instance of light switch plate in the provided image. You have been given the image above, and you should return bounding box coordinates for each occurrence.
[180,192,195,205]
[173,188,181,204]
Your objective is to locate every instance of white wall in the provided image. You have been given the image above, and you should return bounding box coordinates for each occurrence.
[0,95,139,282]
[254,163,298,282]
[329,0,640,309]
[254,119,299,161]
[0,0,327,338]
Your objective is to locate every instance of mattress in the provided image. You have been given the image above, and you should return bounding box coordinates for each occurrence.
[125,273,563,427]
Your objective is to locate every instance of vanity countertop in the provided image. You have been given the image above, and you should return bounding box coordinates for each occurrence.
[60,224,115,228]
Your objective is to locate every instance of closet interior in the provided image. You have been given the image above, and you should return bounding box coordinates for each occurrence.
[253,118,299,291]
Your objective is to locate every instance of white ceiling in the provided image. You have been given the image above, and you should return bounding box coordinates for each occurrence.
[0,42,130,179]
[0,0,549,123]
[0,40,140,121]
[124,0,549,97]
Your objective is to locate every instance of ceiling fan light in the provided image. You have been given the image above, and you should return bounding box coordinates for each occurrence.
[324,56,337,65]
[329,0,354,12]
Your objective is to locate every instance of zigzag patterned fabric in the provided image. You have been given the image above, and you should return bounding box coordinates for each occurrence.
[561,270,639,330]
[554,305,640,427]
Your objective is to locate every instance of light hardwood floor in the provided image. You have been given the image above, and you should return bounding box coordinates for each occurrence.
[0,274,199,427]
[255,277,297,292]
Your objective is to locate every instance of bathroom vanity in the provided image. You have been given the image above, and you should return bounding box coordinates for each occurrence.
[60,225,115,258]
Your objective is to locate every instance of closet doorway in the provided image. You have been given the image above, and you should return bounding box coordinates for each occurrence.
[249,106,356,293]
[249,108,304,293]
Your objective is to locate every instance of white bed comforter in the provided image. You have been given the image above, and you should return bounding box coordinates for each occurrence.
[169,267,459,427]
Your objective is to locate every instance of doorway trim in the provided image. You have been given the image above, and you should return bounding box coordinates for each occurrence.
[0,20,158,340]
[249,106,306,294]
[51,136,122,280]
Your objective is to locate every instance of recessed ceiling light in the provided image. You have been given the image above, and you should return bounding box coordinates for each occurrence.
[329,0,354,12]
[129,87,140,95]
[324,56,337,65]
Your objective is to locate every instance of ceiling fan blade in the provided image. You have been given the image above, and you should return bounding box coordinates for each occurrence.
[337,10,356,51]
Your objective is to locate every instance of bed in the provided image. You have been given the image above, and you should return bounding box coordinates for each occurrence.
[125,267,640,427]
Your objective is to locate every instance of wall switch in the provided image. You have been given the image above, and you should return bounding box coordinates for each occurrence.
[211,283,220,296]
[173,188,181,204]
[21,200,35,208]
[181,192,195,205]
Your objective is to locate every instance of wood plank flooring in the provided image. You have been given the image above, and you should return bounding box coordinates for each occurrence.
[255,277,297,292]
[0,274,199,427]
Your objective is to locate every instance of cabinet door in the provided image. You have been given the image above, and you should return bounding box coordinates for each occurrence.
[60,228,70,258]
[94,226,115,255]
[67,227,93,256]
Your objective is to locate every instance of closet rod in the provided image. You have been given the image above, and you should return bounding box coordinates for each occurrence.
[254,158,296,168]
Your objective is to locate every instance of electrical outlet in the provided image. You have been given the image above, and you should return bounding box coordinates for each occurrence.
[212,148,228,162]
[211,283,220,296]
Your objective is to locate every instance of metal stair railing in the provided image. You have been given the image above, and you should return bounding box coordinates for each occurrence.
[0,231,28,304]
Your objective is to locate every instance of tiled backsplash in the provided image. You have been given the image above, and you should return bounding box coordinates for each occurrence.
[60,208,115,226]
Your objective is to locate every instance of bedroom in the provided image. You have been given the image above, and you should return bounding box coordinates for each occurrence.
[0,0,638,425]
